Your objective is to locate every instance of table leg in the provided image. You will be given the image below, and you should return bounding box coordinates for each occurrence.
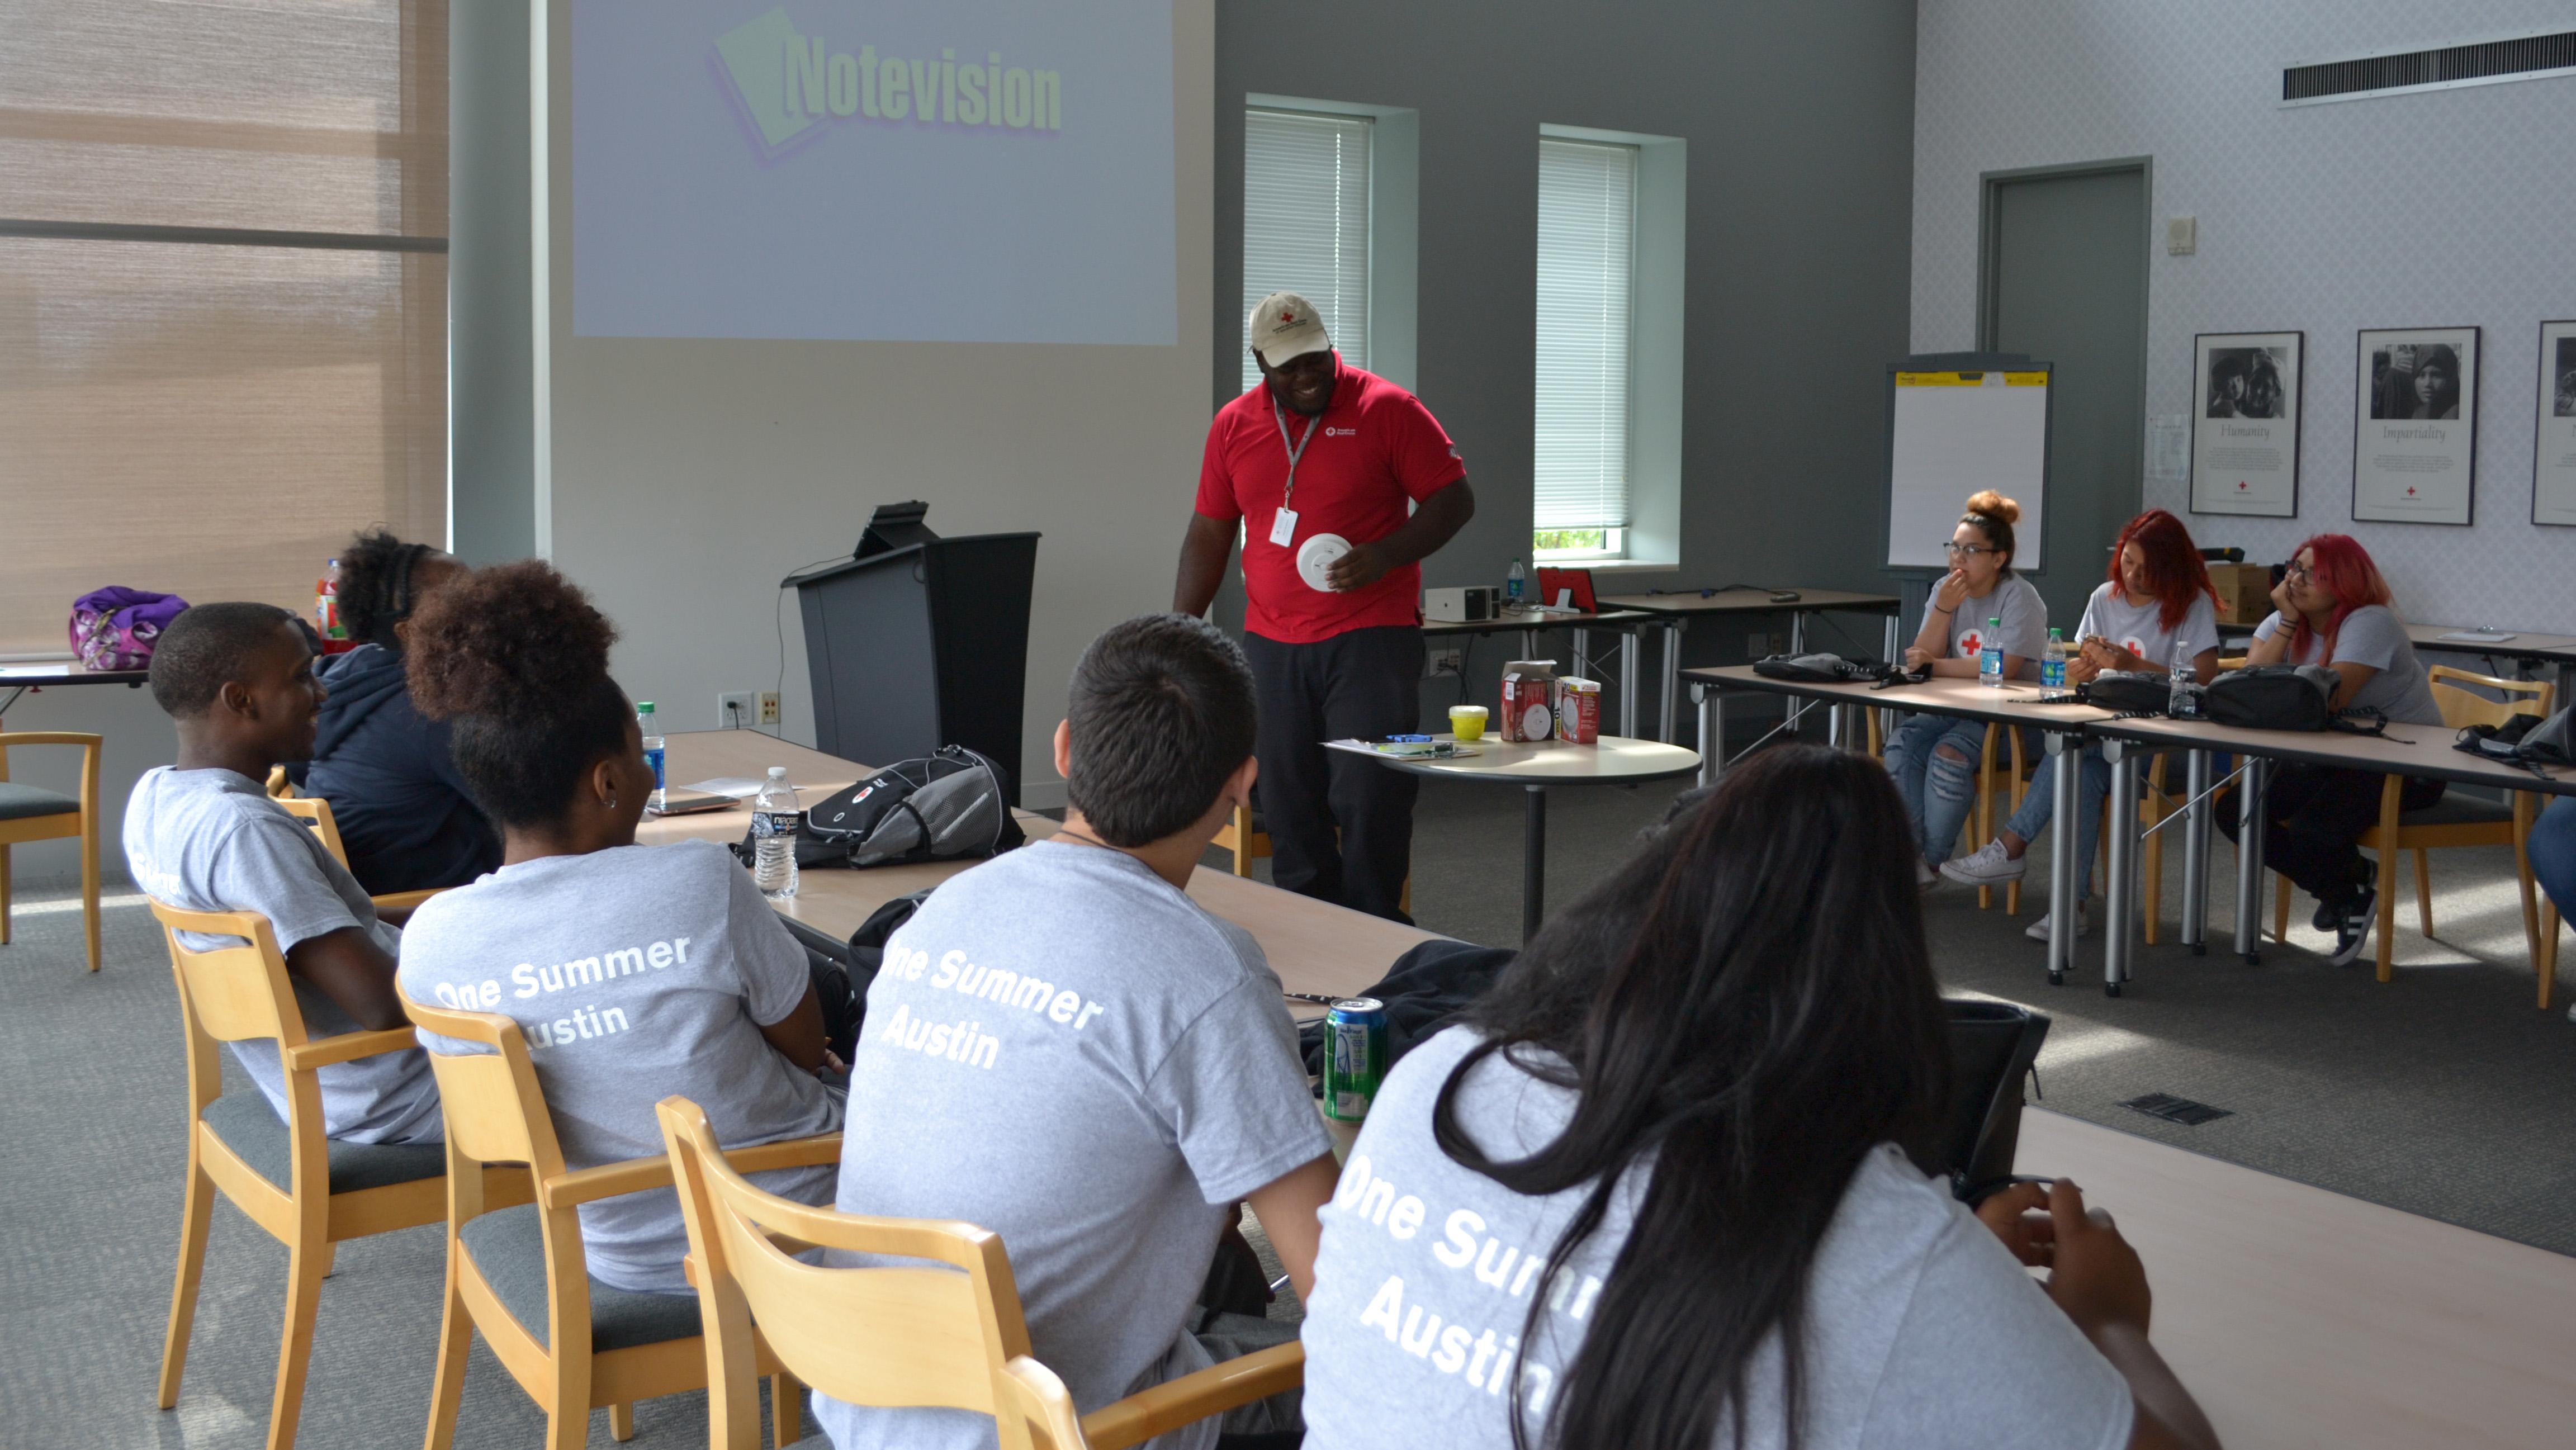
[1882,612,1900,668]
[1791,614,1806,653]
[2045,733,2078,987]
[1694,684,1722,788]
[1520,628,1537,662]
[2103,740,2138,997]
[2181,748,2211,953]
[1659,622,1682,743]
[1522,785,1547,944]
[1620,631,1640,738]
[2234,757,2269,964]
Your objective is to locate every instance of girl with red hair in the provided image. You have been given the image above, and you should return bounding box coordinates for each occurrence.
[2218,534,2444,964]
[1941,511,2224,942]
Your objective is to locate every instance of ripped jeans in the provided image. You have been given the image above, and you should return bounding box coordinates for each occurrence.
[1884,713,1990,865]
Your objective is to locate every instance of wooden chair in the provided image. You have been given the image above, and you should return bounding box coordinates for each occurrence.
[405,999,834,1450]
[2267,669,2555,990]
[656,1095,1301,1450]
[0,722,103,972]
[1213,804,1270,878]
[150,899,526,1450]
[1973,723,2029,912]
[271,793,442,916]
[267,765,297,798]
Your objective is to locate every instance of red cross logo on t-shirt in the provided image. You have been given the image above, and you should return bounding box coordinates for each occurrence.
[1957,629,1983,658]
[2122,636,2149,657]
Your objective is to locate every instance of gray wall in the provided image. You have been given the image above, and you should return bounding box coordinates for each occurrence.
[447,0,537,566]
[1913,0,2576,631]
[1215,0,1921,703]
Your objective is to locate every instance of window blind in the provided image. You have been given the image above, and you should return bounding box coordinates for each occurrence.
[1242,108,1369,394]
[1533,138,1637,533]
[0,0,448,657]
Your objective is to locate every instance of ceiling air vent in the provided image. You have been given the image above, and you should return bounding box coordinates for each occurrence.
[2284,27,2576,105]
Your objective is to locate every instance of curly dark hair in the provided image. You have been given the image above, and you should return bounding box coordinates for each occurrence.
[405,560,632,828]
[336,528,449,650]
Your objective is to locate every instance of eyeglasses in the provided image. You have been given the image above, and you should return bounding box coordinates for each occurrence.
[2285,560,2314,582]
[1942,543,2000,558]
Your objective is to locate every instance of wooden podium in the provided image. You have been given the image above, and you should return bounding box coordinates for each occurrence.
[786,504,1039,803]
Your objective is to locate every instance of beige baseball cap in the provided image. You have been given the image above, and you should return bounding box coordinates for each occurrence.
[1248,291,1332,367]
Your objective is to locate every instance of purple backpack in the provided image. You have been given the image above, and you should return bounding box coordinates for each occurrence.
[69,587,190,671]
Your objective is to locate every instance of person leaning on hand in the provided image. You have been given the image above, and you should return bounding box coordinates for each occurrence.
[1172,291,1476,922]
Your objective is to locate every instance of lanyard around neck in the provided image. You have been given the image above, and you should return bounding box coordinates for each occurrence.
[1271,397,1323,508]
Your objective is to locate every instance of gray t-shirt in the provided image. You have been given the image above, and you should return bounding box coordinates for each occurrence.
[123,766,443,1145]
[1301,1029,2133,1450]
[1929,573,2048,681]
[2253,604,2441,724]
[2076,584,2220,672]
[397,839,841,1292]
[816,839,1332,1450]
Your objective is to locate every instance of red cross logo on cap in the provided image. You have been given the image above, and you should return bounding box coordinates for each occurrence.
[1281,311,1296,324]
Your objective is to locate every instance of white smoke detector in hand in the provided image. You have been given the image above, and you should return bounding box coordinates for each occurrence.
[1296,533,1352,592]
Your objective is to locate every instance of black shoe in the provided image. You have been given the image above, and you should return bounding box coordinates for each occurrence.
[2312,897,2341,932]
[2329,889,2377,966]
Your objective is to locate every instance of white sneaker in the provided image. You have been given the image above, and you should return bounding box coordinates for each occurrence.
[2025,906,2090,941]
[1916,856,1943,893]
[1940,840,2028,887]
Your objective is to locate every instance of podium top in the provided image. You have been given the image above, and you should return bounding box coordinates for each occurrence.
[782,532,1041,590]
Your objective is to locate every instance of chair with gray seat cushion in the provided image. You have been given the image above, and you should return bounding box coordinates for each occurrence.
[0,729,103,973]
[404,994,838,1450]
[201,1091,448,1196]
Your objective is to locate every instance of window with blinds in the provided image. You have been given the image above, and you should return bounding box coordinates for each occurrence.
[1533,137,1637,556]
[0,1,449,657]
[1242,108,1370,395]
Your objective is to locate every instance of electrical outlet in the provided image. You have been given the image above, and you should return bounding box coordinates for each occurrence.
[756,691,780,726]
[1425,648,1464,679]
[1746,632,1767,657]
[717,691,755,729]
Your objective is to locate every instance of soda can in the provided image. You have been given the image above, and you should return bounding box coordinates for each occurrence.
[1322,998,1389,1122]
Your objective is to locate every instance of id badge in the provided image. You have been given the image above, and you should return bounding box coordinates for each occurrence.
[1268,508,1299,546]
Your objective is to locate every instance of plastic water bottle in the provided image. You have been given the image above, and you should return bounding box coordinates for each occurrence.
[1978,617,2004,689]
[752,766,800,899]
[636,702,665,812]
[1506,558,1527,606]
[316,559,345,641]
[2170,638,2195,717]
[2040,628,2067,691]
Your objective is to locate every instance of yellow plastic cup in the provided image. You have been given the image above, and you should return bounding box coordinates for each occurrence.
[1448,705,1488,742]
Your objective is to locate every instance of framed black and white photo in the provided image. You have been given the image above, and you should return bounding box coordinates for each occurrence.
[2190,330,2300,517]
[2535,320,2576,527]
[2352,326,2478,525]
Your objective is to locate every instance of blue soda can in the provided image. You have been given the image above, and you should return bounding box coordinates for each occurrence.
[1323,998,1389,1122]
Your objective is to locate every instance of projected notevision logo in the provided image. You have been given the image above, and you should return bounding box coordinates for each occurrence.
[715,6,1063,156]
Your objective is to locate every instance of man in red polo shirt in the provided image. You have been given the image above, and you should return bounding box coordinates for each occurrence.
[1175,292,1476,922]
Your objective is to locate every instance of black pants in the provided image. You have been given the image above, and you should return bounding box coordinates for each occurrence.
[1242,626,1423,923]
[2218,764,2446,904]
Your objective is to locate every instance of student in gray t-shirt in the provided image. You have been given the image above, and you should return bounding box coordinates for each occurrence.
[1301,746,2218,1450]
[389,562,842,1293]
[2223,534,2447,965]
[124,603,441,1145]
[818,615,1339,1450]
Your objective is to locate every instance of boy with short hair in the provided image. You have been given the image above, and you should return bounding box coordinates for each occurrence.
[818,613,1338,1450]
[124,601,441,1144]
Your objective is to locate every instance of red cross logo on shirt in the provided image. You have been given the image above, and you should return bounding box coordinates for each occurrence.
[2406,486,2418,496]
[1957,629,1983,658]
[2123,637,2149,657]
[2237,480,2249,491]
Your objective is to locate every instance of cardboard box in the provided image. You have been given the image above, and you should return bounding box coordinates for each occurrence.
[2208,563,2275,624]
[1500,659,1557,742]
[1555,677,1600,745]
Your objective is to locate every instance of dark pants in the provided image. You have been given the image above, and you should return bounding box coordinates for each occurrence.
[2218,764,2446,904]
[1242,626,1423,923]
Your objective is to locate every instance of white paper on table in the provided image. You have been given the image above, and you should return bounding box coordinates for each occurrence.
[683,778,767,799]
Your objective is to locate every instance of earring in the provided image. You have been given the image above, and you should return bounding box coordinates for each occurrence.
[606,794,618,811]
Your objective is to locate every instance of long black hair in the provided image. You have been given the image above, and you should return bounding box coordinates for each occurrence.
[1434,745,1949,1450]
[404,560,631,830]
[337,528,450,651]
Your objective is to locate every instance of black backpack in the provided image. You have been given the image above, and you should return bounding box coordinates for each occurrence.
[2203,664,2339,731]
[2081,670,2171,714]
[1752,652,1895,684]
[746,745,1025,870]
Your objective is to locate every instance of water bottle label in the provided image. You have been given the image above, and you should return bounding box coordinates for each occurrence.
[642,747,666,790]
[752,809,800,840]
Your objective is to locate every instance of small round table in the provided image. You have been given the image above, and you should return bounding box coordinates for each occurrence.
[1332,733,1701,942]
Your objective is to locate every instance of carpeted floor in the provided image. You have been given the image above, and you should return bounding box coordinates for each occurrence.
[4,769,2571,1448]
